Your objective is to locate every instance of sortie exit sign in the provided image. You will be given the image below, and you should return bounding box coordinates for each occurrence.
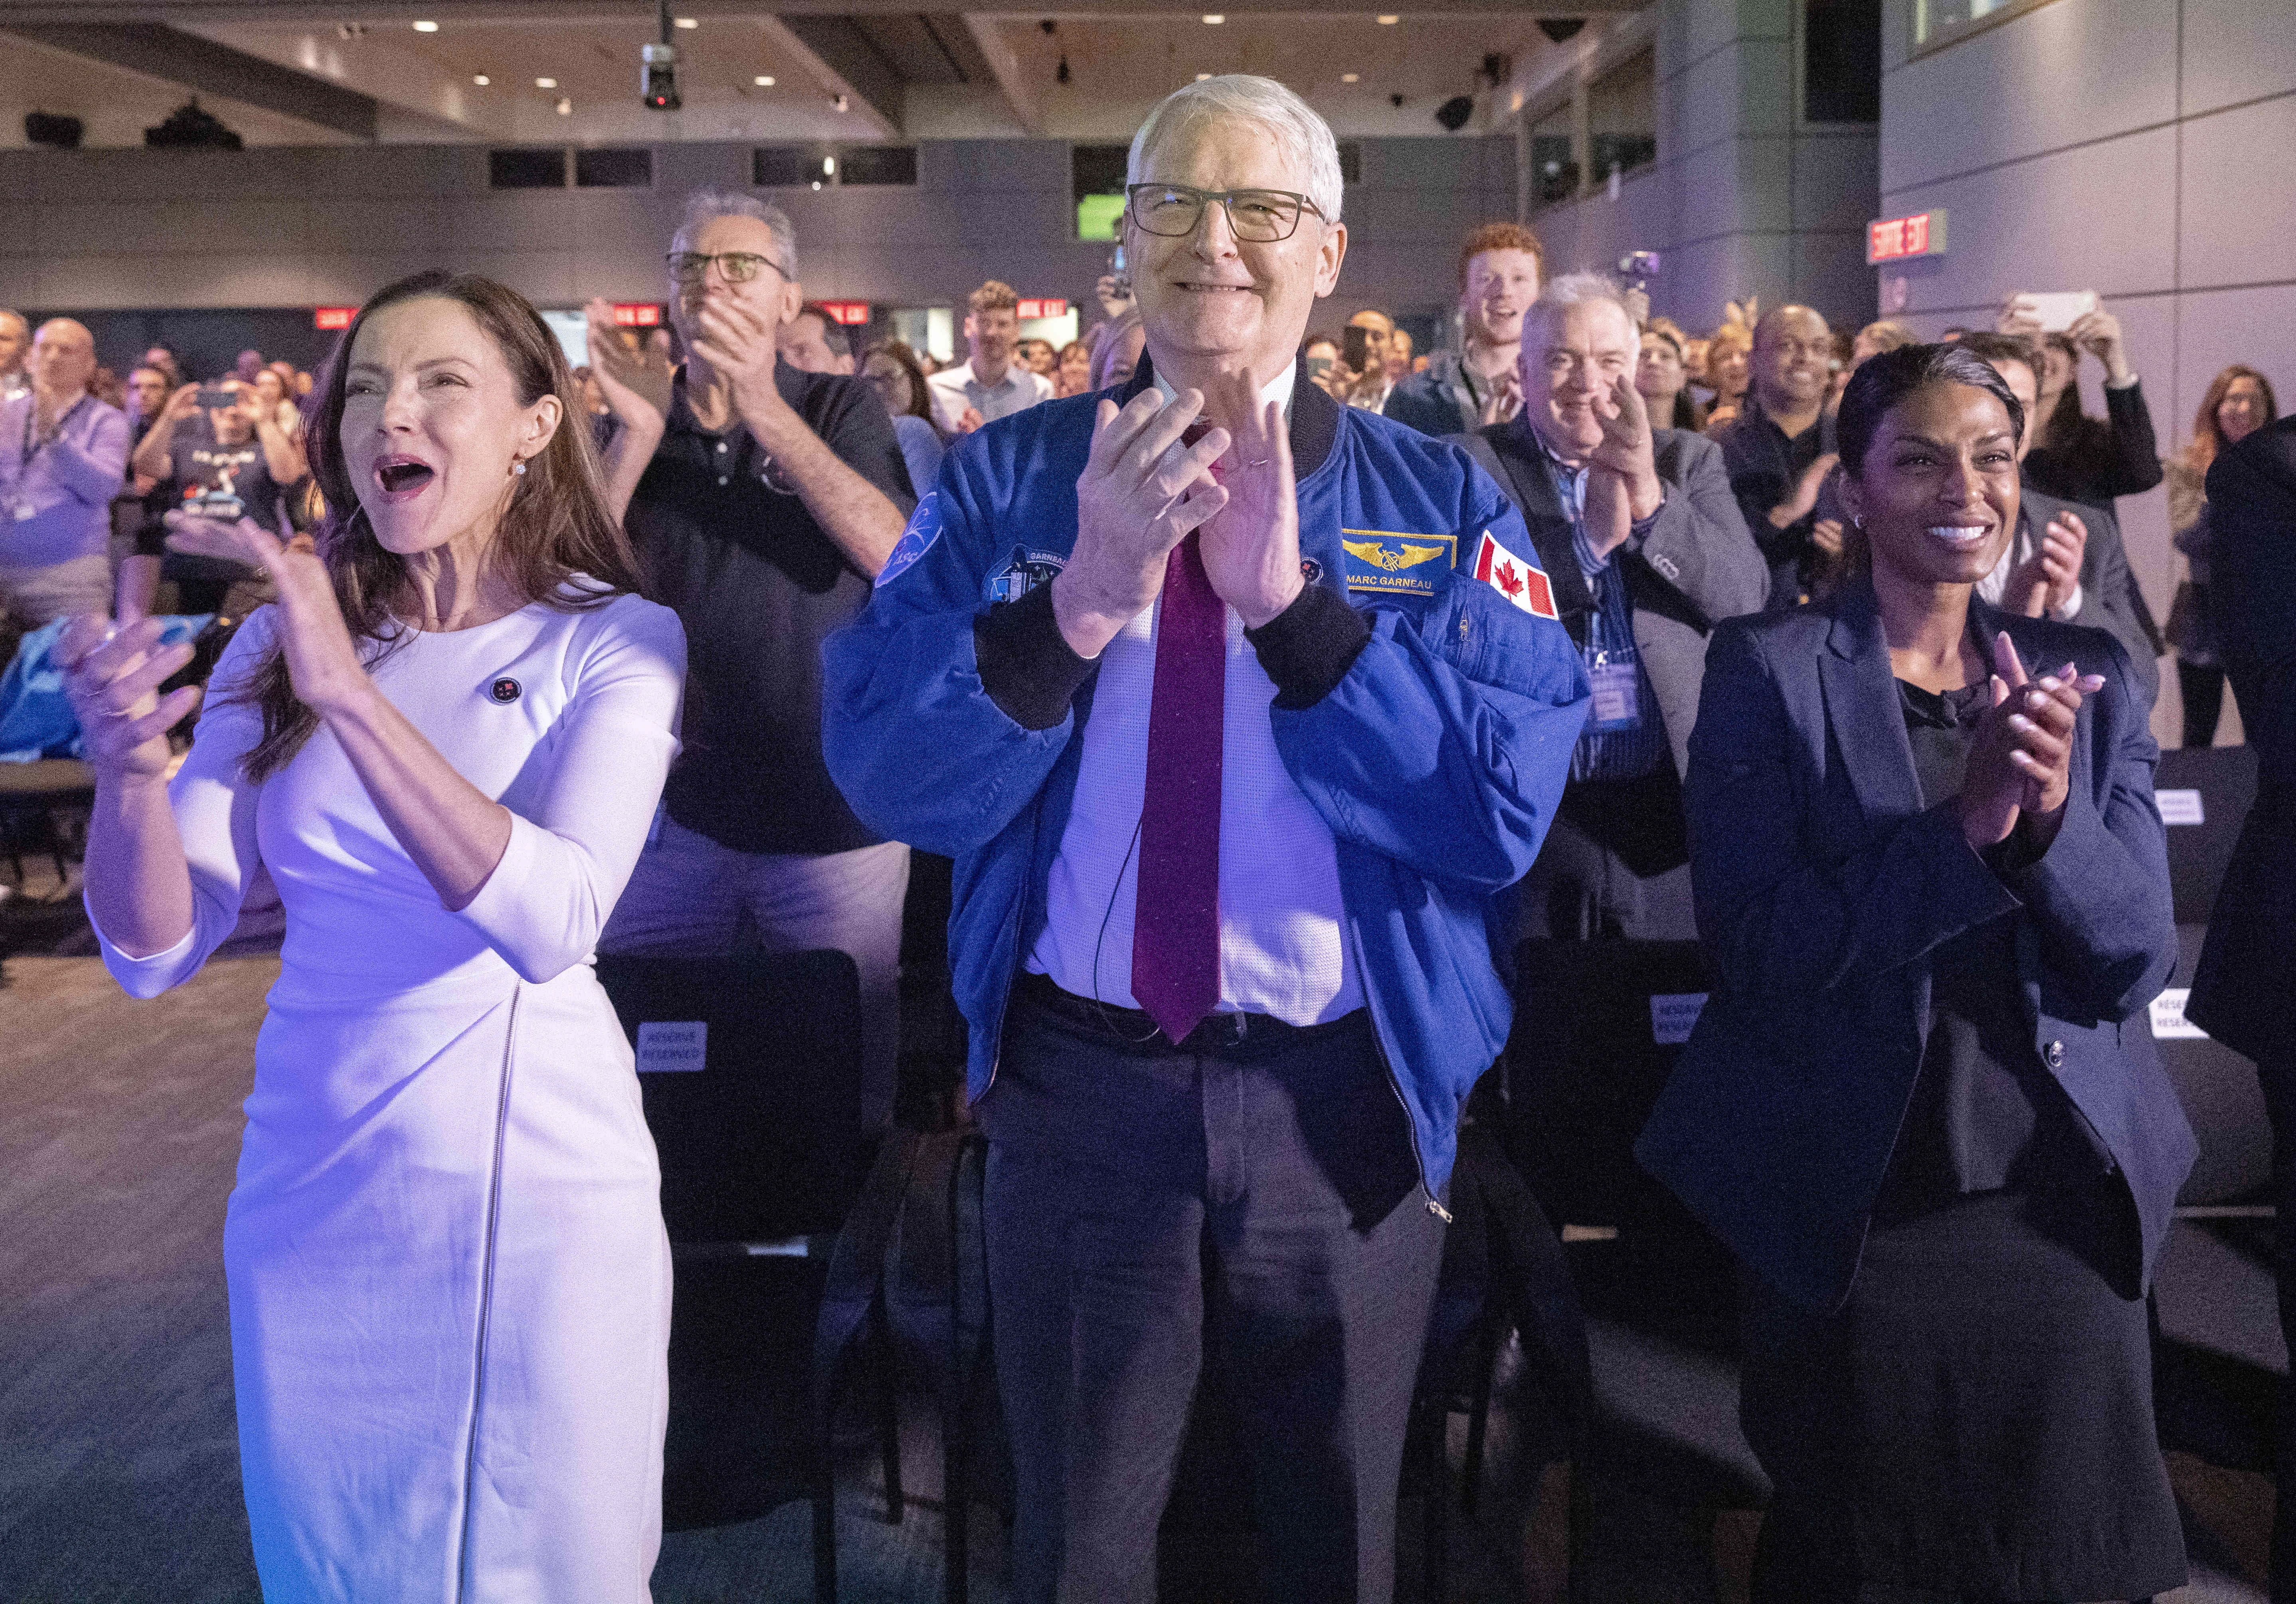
[1867,209,1948,265]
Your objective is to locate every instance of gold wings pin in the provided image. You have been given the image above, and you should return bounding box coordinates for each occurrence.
[1342,538,1450,572]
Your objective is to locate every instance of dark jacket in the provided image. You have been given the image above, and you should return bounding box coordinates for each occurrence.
[1386,350,1486,440]
[2189,415,2296,1067]
[2020,483,2164,708]
[2026,378,2164,514]
[1454,419,1770,778]
[1635,579,2193,1313]
[1711,396,1834,607]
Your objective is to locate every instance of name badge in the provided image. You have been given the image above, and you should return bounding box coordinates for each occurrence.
[12,503,34,522]
[1340,529,1455,598]
[1586,651,1641,732]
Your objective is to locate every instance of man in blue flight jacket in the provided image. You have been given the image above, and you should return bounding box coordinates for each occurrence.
[823,75,1588,1603]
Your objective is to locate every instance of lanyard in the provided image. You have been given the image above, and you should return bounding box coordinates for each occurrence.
[18,393,88,479]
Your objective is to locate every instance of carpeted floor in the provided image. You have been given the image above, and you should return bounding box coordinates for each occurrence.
[1,946,2281,1602]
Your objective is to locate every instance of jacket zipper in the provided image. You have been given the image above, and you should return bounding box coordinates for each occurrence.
[979,804,1043,1099]
[1344,907,1450,1223]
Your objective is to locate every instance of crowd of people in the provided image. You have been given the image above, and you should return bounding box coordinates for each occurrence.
[14,65,2296,1604]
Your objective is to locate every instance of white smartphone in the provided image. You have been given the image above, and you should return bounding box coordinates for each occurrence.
[2013,291,2099,333]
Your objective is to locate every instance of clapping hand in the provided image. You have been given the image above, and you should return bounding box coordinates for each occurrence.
[1052,387,1230,658]
[1956,633,2104,852]
[583,299,675,428]
[210,516,369,717]
[686,291,790,427]
[1477,367,1523,427]
[1198,370,1303,628]
[2006,509,2086,618]
[54,615,201,780]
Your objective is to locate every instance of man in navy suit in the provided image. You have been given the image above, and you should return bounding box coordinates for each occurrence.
[2190,410,2296,1598]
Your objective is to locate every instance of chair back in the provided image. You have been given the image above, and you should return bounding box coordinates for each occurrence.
[2156,923,2273,1205]
[595,949,867,1244]
[2154,744,2258,925]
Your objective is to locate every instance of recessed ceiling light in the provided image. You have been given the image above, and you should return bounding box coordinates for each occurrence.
[411,18,438,31]
[1342,72,1360,82]
[1377,13,1400,22]
[674,16,698,27]
[1196,72,1212,81]
[472,74,490,85]
[1202,12,1225,22]
[536,77,556,88]
[555,96,572,115]
[753,75,775,86]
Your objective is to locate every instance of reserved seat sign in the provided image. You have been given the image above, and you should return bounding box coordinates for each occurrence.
[636,1020,707,1072]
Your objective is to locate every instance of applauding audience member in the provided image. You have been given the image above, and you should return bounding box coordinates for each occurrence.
[926,280,1052,435]
[1387,222,1544,438]
[587,187,918,1133]
[0,319,129,630]
[860,339,947,501]
[1455,272,1765,941]
[1643,342,2191,1603]
[1712,305,1836,605]
[2165,364,2276,745]
[1636,324,1703,433]
[122,381,297,620]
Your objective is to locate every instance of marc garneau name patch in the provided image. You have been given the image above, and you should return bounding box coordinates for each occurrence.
[1339,529,1457,599]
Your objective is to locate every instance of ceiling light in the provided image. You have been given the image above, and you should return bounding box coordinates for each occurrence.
[1342,72,1360,82]
[472,74,490,86]
[536,77,556,88]
[555,96,572,115]
[1196,72,1212,81]
[674,16,698,27]
[1202,12,1224,22]
[412,19,438,31]
[1377,13,1400,22]
[753,75,775,86]
[823,156,837,175]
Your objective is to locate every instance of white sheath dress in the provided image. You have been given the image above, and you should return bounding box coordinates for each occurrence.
[94,589,687,1603]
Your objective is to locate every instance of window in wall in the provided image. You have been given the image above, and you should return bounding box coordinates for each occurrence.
[1529,103,1577,208]
[1072,143,1129,241]
[1914,0,2059,53]
[753,145,829,187]
[1337,141,1363,185]
[1587,48,1657,184]
[574,148,652,188]
[489,147,567,189]
[1804,0,1881,122]
[839,145,918,186]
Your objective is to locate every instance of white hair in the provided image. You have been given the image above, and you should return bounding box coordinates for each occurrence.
[1524,270,1635,343]
[1127,75,1344,225]
[671,185,798,279]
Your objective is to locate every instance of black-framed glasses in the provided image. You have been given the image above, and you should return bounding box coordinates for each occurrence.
[665,250,789,285]
[1124,183,1325,243]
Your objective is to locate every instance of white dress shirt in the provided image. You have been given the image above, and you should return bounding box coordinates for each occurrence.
[926,360,1052,433]
[1027,362,1364,1025]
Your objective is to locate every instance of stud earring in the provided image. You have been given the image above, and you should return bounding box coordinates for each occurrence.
[511,459,527,476]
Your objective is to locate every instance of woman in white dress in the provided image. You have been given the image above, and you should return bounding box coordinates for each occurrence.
[59,272,686,1603]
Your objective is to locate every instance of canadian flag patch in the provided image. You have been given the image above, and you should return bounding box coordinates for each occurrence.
[1471,532,1559,621]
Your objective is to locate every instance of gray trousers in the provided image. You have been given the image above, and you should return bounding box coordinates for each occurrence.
[979,978,1446,1604]
[599,814,908,1131]
[0,553,111,630]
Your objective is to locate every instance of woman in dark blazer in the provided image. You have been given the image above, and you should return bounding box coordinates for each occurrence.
[1637,343,2196,1602]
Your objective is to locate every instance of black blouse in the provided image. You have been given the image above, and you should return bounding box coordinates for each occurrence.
[1874,679,2116,1216]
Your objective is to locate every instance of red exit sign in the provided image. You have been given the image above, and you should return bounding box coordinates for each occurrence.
[314,306,357,330]
[1867,209,1948,265]
[611,303,664,327]
[818,301,872,326]
[1016,297,1068,320]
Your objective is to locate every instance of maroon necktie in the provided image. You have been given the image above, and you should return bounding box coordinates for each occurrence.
[1130,425,1226,1044]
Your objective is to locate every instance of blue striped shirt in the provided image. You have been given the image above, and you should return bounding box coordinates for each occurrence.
[1534,436,1668,783]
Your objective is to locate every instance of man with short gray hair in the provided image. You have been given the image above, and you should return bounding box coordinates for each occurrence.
[1456,272,1765,941]
[0,310,30,404]
[585,184,919,1133]
[825,73,1588,1601]
[0,318,129,630]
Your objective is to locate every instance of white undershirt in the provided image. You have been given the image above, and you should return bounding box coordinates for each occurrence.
[1026,362,1363,1024]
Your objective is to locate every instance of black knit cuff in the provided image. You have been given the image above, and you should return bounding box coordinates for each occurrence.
[974,583,1096,731]
[1245,583,1372,709]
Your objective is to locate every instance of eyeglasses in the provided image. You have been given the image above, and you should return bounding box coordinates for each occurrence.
[665,250,788,285]
[1124,183,1325,243]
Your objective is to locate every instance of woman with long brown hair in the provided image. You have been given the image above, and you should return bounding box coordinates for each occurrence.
[2167,362,2278,745]
[56,271,686,1601]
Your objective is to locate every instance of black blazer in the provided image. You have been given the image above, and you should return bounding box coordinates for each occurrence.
[1453,421,1769,778]
[1635,578,2195,1312]
[2190,416,2296,1067]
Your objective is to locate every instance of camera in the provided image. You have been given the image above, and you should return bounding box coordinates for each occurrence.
[1618,251,1662,290]
[642,42,680,111]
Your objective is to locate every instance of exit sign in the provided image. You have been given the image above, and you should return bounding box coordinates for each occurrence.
[818,301,872,326]
[1867,209,1948,265]
[611,303,664,327]
[314,306,357,330]
[1016,297,1068,320]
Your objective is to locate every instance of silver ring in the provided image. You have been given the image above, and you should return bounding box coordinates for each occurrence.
[1246,458,1271,468]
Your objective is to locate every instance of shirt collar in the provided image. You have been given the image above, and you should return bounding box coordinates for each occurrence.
[1153,362,1296,420]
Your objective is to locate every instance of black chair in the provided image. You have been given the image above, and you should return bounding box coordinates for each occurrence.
[0,758,93,888]
[594,949,899,1604]
[2154,744,2259,925]
[2159,922,2273,1206]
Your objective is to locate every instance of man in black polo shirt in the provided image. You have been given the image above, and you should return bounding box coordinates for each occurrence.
[590,186,916,1130]
[1711,303,1837,607]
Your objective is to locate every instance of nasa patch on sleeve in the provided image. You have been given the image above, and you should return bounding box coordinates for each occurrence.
[874,491,943,590]
[1470,531,1559,621]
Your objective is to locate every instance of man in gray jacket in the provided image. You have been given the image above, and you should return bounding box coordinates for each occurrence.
[1457,272,1767,939]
